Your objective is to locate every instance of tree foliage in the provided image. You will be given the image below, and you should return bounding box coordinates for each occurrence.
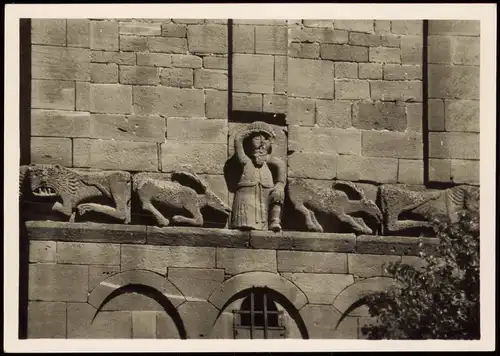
[361,210,480,339]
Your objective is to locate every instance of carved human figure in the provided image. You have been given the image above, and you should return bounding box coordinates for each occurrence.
[230,121,286,232]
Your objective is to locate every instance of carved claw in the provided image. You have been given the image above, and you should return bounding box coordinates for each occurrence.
[171,215,186,223]
[77,203,93,215]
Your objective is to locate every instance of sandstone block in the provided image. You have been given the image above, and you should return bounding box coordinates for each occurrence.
[288,152,337,180]
[233,25,255,53]
[91,50,136,65]
[187,25,227,54]
[205,90,227,119]
[334,20,374,33]
[29,241,57,263]
[89,114,165,142]
[299,304,356,339]
[89,265,121,290]
[233,93,263,111]
[166,117,227,143]
[428,20,480,36]
[255,26,287,55]
[450,159,480,185]
[401,35,423,64]
[156,313,181,339]
[355,235,439,256]
[28,301,67,338]
[289,27,349,44]
[316,99,351,128]
[321,44,369,62]
[67,303,131,338]
[29,263,88,302]
[380,34,401,47]
[132,311,157,339]
[363,131,423,159]
[32,79,75,110]
[285,273,354,304]
[56,242,120,265]
[391,20,423,35]
[31,19,66,46]
[288,58,333,99]
[90,20,119,51]
[168,268,224,301]
[369,47,401,63]
[445,100,479,132]
[233,54,274,94]
[335,80,369,100]
[159,67,193,88]
[137,53,172,67]
[90,84,132,114]
[428,35,452,64]
[147,227,248,248]
[286,97,315,126]
[228,122,287,160]
[383,64,422,80]
[398,159,424,185]
[429,158,452,183]
[30,137,72,166]
[194,69,228,90]
[67,19,90,48]
[334,62,358,79]
[120,65,159,85]
[348,253,401,277]
[91,63,119,83]
[101,292,164,311]
[337,155,398,183]
[358,63,382,79]
[162,23,187,37]
[278,251,347,273]
[216,248,277,275]
[31,110,90,137]
[32,45,90,81]
[161,142,226,174]
[288,42,320,59]
[288,126,361,155]
[202,56,228,70]
[370,80,422,101]
[263,94,287,113]
[172,19,205,24]
[178,301,219,338]
[233,20,286,26]
[303,20,334,28]
[428,99,445,131]
[406,102,423,132]
[119,21,161,36]
[148,37,188,53]
[429,64,479,100]
[172,54,202,68]
[452,36,480,65]
[119,35,148,52]
[349,32,382,47]
[133,86,204,116]
[353,101,406,131]
[73,139,91,167]
[274,56,287,94]
[375,20,391,34]
[429,132,479,159]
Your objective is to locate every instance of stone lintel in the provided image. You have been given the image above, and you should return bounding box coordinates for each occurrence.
[356,235,440,256]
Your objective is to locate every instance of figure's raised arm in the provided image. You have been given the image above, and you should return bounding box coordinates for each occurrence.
[234,130,251,165]
[268,156,286,185]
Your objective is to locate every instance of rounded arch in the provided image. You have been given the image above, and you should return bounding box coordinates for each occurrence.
[208,271,308,311]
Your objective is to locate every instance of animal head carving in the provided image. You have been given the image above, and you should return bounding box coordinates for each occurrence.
[361,198,383,223]
[28,164,77,197]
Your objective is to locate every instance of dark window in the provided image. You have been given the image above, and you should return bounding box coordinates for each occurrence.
[233,288,286,339]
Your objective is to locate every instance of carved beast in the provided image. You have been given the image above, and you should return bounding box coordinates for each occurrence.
[133,171,231,227]
[26,164,131,223]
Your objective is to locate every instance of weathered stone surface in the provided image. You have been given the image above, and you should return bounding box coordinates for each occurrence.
[194,69,228,90]
[31,110,90,137]
[429,132,479,159]
[452,36,480,65]
[91,50,136,65]
[233,54,274,94]
[26,221,147,244]
[375,20,391,34]
[335,80,369,100]
[349,32,381,47]
[334,62,358,79]
[233,20,286,26]
[31,80,75,110]
[362,131,423,159]
[137,53,172,67]
[119,21,161,36]
[217,248,277,275]
[205,89,227,119]
[148,37,188,53]
[166,117,227,143]
[119,35,148,52]
[398,159,424,185]
[178,301,219,338]
[299,304,357,339]
[263,94,287,113]
[288,58,333,99]
[132,311,157,339]
[29,241,57,263]
[159,67,193,88]
[32,45,90,81]
[275,56,287,94]
[303,20,334,28]
[380,34,401,47]
[168,267,224,301]
[384,64,422,80]
[90,20,119,51]
[321,44,368,62]
[90,114,165,142]
[277,250,347,273]
[337,155,398,183]
[429,158,452,183]
[250,230,356,253]
[232,92,262,111]
[428,20,480,36]
[289,27,348,44]
[161,142,226,174]
[188,25,227,54]
[28,301,67,338]
[91,63,119,83]
[161,23,187,37]
[233,25,255,53]
[358,63,382,79]
[445,100,479,132]
[31,19,66,46]
[30,137,72,166]
[88,265,121,290]
[429,64,479,100]
[401,35,423,64]
[121,245,215,274]
[427,35,452,64]
[356,235,439,256]
[284,273,354,304]
[254,26,287,55]
[371,80,422,101]
[101,292,165,311]
[67,19,90,48]
[202,56,228,70]
[120,65,159,85]
[172,54,203,68]
[428,99,445,131]
[67,303,132,338]
[288,152,337,180]
[451,159,480,185]
[286,97,315,126]
[72,138,91,167]
[369,47,401,63]
[391,20,423,35]
[288,126,361,155]
[133,86,204,117]
[353,101,406,131]
[406,102,423,132]
[348,254,401,277]
[56,241,120,265]
[156,312,181,339]
[89,84,132,114]
[289,42,320,59]
[29,263,88,302]
[335,20,374,33]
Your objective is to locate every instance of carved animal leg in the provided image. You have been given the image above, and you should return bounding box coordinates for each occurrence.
[109,178,131,223]
[386,218,432,233]
[77,203,129,222]
[352,216,373,235]
[295,203,323,232]
[337,213,373,234]
[141,200,170,227]
[172,205,203,226]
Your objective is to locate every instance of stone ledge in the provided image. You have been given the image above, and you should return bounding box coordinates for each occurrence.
[147,226,250,248]
[356,235,440,256]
